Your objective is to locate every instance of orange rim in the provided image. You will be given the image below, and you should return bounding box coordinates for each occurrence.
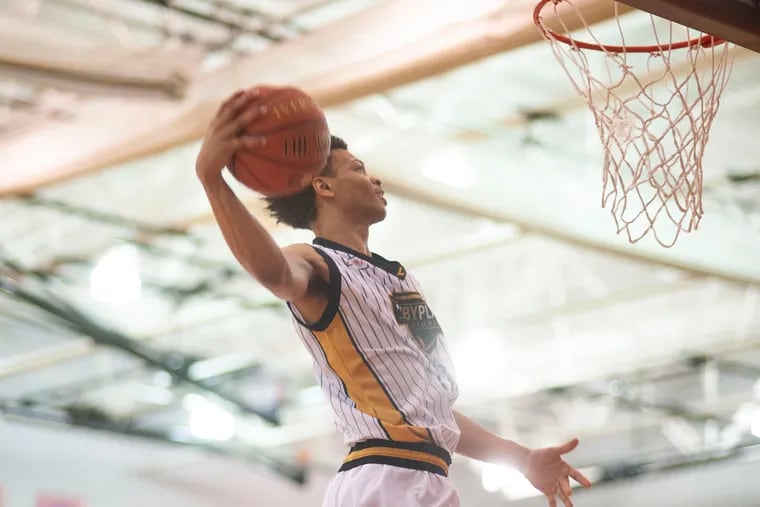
[533,0,725,54]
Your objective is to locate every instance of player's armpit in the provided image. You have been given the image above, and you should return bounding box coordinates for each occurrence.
[269,244,329,302]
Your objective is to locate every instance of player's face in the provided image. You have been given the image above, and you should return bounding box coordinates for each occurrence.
[328,149,386,224]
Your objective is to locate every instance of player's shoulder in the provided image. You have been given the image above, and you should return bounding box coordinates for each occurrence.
[283,242,320,260]
[283,243,334,287]
[282,242,332,268]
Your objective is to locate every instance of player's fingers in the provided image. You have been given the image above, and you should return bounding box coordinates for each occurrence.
[569,467,592,488]
[556,438,579,454]
[234,135,267,149]
[216,89,246,119]
[557,488,573,507]
[219,90,258,126]
[218,88,261,125]
[220,104,268,138]
[547,493,557,507]
[560,476,572,498]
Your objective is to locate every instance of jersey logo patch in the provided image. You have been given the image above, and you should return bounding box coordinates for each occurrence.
[390,292,441,352]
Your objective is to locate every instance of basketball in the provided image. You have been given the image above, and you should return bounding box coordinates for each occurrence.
[227,85,331,197]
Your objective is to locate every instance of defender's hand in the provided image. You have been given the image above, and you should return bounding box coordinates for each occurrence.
[196,88,267,182]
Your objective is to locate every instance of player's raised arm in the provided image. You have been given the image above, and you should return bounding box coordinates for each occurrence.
[195,89,320,302]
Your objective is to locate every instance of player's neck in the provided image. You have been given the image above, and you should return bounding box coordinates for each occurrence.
[312,223,371,257]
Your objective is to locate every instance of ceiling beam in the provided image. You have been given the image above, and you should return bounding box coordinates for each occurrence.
[306,1,632,106]
[378,176,760,286]
[0,339,94,379]
[0,0,621,196]
[0,16,195,98]
[0,273,280,424]
[0,403,306,484]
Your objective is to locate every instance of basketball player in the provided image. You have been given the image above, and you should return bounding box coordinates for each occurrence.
[196,88,592,507]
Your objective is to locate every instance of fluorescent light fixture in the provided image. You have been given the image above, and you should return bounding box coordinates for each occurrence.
[452,329,504,391]
[421,152,474,188]
[751,408,760,439]
[480,463,504,493]
[136,386,174,406]
[188,354,255,380]
[183,393,236,441]
[152,371,173,388]
[89,244,141,304]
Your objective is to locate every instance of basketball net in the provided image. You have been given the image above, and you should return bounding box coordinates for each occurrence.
[534,0,735,247]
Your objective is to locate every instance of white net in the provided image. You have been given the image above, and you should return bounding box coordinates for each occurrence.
[535,0,735,247]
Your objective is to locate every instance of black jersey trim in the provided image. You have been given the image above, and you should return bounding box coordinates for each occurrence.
[313,237,407,279]
[286,246,341,332]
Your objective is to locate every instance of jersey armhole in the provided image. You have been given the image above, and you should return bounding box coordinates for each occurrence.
[286,247,341,332]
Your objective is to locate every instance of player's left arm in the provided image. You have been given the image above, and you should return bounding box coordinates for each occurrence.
[453,410,591,507]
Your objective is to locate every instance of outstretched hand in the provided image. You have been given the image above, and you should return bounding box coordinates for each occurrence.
[196,88,268,182]
[523,438,592,507]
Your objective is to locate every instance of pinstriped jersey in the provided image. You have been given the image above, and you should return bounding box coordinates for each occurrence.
[288,237,461,455]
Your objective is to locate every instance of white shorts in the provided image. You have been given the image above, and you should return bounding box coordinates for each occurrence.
[322,464,460,507]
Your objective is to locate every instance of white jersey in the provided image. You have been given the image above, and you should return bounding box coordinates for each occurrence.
[288,238,460,475]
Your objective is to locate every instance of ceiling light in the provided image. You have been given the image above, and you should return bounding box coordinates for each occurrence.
[751,408,760,439]
[188,354,254,380]
[183,394,236,442]
[136,386,174,406]
[452,329,505,392]
[421,152,474,188]
[480,464,540,500]
[89,244,141,304]
[480,463,504,493]
[152,371,174,388]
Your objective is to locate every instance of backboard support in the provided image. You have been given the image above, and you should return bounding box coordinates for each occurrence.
[618,0,760,53]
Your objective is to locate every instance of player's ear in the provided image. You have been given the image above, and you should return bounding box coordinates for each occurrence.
[312,176,334,197]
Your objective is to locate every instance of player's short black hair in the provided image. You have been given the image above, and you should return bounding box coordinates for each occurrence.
[263,135,348,230]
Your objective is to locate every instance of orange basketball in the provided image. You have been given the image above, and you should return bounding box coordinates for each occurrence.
[227,85,331,197]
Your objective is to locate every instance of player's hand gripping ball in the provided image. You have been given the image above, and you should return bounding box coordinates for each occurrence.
[228,85,331,197]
